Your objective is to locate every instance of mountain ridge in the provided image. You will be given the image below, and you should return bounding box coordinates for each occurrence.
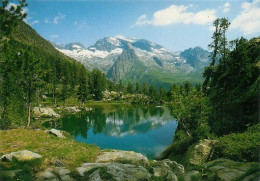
[52,36,211,87]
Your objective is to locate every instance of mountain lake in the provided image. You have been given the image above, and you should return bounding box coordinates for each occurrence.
[43,105,178,159]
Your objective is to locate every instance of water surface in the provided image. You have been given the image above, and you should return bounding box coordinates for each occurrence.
[44,105,177,159]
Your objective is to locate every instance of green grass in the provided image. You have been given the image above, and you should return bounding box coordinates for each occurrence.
[0,129,100,171]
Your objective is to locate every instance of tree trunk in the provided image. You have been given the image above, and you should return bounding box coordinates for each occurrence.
[27,102,31,127]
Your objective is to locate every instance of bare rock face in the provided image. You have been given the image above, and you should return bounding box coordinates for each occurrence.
[33,107,60,118]
[1,150,42,162]
[95,150,149,167]
[189,139,218,165]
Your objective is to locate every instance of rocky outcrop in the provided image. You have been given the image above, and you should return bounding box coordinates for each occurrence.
[203,158,260,181]
[182,158,260,181]
[77,162,151,181]
[45,129,65,138]
[33,107,60,118]
[1,150,42,162]
[95,150,149,167]
[75,151,185,181]
[189,139,218,165]
[36,167,74,181]
[152,160,179,181]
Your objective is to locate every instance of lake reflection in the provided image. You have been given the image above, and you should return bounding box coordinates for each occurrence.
[44,105,177,159]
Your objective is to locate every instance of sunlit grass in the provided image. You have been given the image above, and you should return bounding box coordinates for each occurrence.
[0,129,100,170]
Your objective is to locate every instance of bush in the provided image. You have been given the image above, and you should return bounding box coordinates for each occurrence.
[214,124,260,161]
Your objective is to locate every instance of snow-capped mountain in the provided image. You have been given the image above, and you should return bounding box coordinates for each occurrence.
[53,36,211,86]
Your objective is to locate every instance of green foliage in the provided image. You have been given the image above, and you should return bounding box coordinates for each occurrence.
[214,124,260,162]
[126,82,134,94]
[205,36,260,135]
[0,6,120,128]
[90,68,106,100]
[170,83,211,140]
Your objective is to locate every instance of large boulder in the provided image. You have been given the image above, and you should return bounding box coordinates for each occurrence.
[189,139,218,165]
[33,107,60,118]
[77,162,151,181]
[95,150,149,167]
[45,129,65,138]
[1,150,42,162]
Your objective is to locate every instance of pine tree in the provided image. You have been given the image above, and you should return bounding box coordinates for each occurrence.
[135,81,140,94]
[126,82,134,94]
[0,0,28,129]
[20,50,42,127]
[142,83,148,95]
[203,18,230,91]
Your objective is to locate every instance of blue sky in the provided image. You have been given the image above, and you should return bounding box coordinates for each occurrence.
[22,0,260,51]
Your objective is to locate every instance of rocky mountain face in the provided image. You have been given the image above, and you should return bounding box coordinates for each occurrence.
[53,36,211,86]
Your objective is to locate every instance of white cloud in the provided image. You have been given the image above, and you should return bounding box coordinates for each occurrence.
[50,34,58,39]
[132,14,149,27]
[133,4,216,27]
[223,2,231,13]
[230,0,260,34]
[53,13,66,24]
[30,20,39,25]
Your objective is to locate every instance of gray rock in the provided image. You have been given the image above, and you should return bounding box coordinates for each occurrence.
[218,168,245,181]
[152,159,180,181]
[79,162,151,181]
[1,150,42,162]
[0,169,22,178]
[77,163,109,176]
[45,129,65,138]
[155,159,184,175]
[203,158,260,181]
[36,167,74,181]
[95,150,149,167]
[33,107,60,118]
[153,167,178,181]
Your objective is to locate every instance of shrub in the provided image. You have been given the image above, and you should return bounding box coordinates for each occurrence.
[214,124,260,161]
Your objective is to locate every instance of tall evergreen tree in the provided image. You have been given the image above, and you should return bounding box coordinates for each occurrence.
[126,82,134,94]
[135,81,140,94]
[20,50,42,127]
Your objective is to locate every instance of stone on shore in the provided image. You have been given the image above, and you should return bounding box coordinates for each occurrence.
[1,150,42,162]
[33,107,60,118]
[95,150,149,166]
[45,128,65,138]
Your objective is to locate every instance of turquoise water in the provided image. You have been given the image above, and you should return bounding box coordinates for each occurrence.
[44,105,177,159]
